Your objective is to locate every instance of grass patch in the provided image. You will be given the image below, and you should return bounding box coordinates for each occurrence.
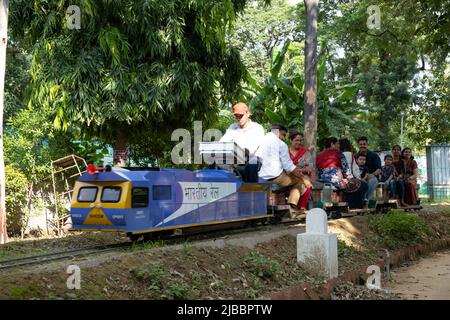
[244,251,279,280]
[369,210,430,249]
[0,243,47,261]
[337,239,362,258]
[129,240,166,252]
[130,261,197,299]
[10,287,28,299]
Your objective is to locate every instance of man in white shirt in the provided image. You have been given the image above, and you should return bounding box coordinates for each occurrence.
[220,102,265,182]
[258,124,312,215]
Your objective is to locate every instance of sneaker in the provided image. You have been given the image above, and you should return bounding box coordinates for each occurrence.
[362,200,369,209]
[288,206,301,218]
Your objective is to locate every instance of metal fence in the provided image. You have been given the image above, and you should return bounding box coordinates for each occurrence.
[426,145,450,201]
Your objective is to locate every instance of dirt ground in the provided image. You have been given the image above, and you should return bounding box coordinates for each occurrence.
[384,250,450,299]
[331,282,402,300]
[0,204,449,300]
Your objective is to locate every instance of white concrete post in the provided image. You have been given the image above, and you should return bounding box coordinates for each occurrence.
[297,208,338,279]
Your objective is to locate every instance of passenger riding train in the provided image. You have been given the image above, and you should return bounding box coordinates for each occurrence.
[69,142,421,240]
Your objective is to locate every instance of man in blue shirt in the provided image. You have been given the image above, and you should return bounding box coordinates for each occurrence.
[357,136,381,202]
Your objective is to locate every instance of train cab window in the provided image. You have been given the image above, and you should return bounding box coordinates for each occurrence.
[152,185,171,200]
[132,188,149,208]
[78,187,98,202]
[101,187,122,203]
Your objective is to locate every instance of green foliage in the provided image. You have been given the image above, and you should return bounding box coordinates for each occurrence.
[322,0,448,150]
[163,282,196,300]
[72,140,109,165]
[244,251,279,280]
[244,41,367,145]
[129,240,166,252]
[10,287,28,299]
[10,0,250,156]
[337,239,360,258]
[369,210,430,249]
[243,288,258,299]
[4,45,31,120]
[181,242,192,257]
[227,0,303,83]
[407,69,450,146]
[131,261,197,299]
[4,166,29,234]
[131,261,169,290]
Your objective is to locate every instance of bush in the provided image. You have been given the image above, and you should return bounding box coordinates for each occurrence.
[131,262,169,290]
[131,262,197,299]
[244,251,279,280]
[5,166,29,235]
[369,210,430,249]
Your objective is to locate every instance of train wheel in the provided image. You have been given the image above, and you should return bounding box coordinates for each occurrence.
[331,211,342,219]
[143,232,159,241]
[245,220,258,228]
[128,234,141,242]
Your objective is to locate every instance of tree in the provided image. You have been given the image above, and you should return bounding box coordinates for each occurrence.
[245,40,364,145]
[9,0,252,165]
[0,0,9,244]
[407,67,450,146]
[227,0,304,83]
[303,0,318,166]
[320,0,449,150]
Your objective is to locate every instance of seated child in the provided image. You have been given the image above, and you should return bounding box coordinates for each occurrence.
[356,152,369,181]
[380,155,397,202]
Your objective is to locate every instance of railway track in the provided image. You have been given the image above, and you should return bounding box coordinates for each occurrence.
[0,242,131,270]
[0,217,303,271]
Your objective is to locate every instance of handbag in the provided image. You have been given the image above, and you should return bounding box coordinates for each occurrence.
[341,177,361,193]
[339,153,361,193]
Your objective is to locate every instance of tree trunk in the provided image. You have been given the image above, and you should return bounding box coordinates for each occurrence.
[0,0,8,244]
[113,128,128,167]
[303,0,319,169]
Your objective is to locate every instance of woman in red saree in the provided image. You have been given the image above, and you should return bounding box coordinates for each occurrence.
[401,148,418,205]
[288,131,313,211]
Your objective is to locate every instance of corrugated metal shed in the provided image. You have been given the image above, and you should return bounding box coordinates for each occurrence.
[426,145,450,200]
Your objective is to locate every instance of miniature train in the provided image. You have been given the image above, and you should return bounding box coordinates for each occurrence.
[69,143,421,240]
[70,166,277,240]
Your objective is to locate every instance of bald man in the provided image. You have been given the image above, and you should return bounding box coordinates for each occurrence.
[220,102,265,182]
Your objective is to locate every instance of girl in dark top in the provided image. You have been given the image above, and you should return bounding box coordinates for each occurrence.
[380,155,397,202]
[392,145,407,207]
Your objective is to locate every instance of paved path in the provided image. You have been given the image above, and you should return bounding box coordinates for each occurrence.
[385,250,450,299]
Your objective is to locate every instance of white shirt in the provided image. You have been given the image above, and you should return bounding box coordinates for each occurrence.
[342,151,361,179]
[257,132,296,180]
[220,120,265,161]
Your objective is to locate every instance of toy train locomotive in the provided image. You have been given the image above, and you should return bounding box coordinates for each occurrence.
[69,142,422,240]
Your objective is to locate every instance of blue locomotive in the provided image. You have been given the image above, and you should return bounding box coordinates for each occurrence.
[70,166,275,240]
